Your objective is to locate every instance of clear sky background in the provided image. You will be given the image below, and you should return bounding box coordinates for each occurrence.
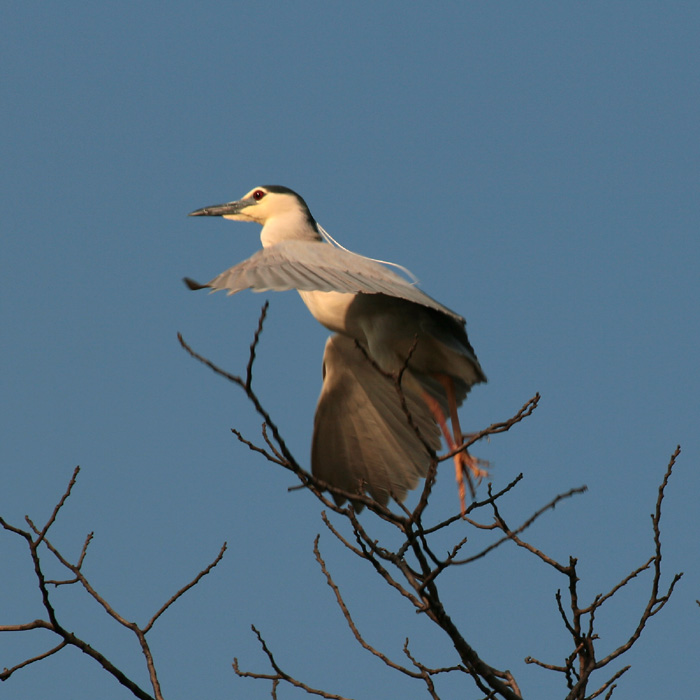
[2,3,698,699]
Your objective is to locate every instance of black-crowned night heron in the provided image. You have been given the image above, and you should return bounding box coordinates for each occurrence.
[186,185,486,513]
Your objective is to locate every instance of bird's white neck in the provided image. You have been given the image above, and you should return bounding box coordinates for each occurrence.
[260,211,322,248]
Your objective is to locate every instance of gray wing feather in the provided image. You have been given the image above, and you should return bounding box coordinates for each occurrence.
[202,240,464,322]
[312,334,441,508]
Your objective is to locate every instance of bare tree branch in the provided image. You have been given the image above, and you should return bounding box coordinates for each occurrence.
[195,315,682,700]
[592,446,683,670]
[144,542,228,633]
[2,313,684,700]
[234,625,354,700]
[0,640,68,681]
[1,468,228,700]
[314,535,424,680]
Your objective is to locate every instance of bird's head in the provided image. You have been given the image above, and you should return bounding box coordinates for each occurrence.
[190,185,320,246]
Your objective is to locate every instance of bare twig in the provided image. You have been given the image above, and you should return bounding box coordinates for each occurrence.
[246,300,269,391]
[440,394,540,463]
[458,484,587,567]
[314,536,424,679]
[231,427,285,465]
[402,638,470,699]
[588,665,631,699]
[234,625,353,700]
[34,466,81,547]
[178,310,301,478]
[144,542,227,632]
[0,640,68,681]
[592,446,683,670]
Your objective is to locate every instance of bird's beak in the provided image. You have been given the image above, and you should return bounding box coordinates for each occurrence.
[188,197,254,218]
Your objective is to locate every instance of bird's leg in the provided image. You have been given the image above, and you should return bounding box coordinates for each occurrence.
[437,375,473,508]
[428,375,488,516]
[421,390,472,514]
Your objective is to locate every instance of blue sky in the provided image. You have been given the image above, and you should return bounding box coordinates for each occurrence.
[2,3,698,698]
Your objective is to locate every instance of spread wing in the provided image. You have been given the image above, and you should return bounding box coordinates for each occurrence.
[185,239,464,323]
[311,334,441,508]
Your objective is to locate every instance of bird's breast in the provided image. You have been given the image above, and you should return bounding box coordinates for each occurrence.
[297,290,360,336]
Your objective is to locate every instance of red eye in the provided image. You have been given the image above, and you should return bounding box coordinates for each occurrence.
[252,189,265,200]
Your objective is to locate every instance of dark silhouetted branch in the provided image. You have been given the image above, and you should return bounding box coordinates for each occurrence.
[0,468,227,700]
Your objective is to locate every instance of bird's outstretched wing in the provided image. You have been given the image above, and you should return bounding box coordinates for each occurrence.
[185,240,464,322]
[312,334,442,508]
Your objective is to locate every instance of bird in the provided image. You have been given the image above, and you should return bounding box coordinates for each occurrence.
[185,185,486,514]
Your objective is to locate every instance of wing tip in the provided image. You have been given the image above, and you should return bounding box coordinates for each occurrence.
[183,277,209,291]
